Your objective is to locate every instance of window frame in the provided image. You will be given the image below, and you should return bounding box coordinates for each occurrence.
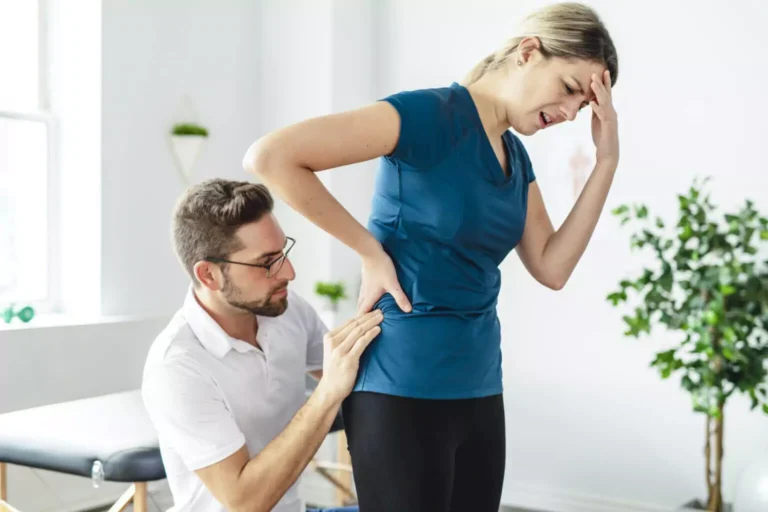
[0,0,59,313]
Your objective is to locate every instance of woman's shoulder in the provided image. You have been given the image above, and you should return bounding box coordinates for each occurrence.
[381,82,466,116]
[379,83,473,168]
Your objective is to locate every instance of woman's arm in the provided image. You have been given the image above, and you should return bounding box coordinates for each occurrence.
[516,163,617,290]
[516,69,619,290]
[243,103,396,257]
[242,102,412,314]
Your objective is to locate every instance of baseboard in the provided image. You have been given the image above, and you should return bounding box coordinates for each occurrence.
[501,481,682,512]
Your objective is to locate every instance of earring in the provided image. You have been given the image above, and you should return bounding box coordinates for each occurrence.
[517,60,522,66]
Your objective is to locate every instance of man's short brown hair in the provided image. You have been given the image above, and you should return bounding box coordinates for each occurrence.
[172,178,274,283]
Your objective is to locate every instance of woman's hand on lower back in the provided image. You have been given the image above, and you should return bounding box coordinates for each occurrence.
[357,246,412,315]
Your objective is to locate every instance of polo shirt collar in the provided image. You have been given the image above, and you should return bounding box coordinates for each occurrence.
[183,287,262,358]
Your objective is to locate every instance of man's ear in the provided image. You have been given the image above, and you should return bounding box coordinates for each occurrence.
[193,260,223,291]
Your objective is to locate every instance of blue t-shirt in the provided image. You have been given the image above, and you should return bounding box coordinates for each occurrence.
[353,82,536,399]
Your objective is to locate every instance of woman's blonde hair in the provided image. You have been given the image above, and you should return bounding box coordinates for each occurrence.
[462,2,617,86]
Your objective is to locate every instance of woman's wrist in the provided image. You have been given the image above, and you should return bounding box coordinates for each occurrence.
[595,157,618,174]
[354,231,384,260]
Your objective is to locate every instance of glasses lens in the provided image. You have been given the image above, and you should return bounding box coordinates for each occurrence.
[267,255,285,278]
[266,238,294,278]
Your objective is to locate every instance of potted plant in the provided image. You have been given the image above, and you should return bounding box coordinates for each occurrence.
[169,122,208,183]
[315,281,347,313]
[606,177,768,512]
[313,281,347,329]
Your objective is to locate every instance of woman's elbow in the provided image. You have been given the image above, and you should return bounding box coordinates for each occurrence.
[242,137,276,179]
[536,270,567,291]
[545,278,567,291]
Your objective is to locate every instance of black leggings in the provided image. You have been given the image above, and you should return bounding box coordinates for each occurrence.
[341,392,506,512]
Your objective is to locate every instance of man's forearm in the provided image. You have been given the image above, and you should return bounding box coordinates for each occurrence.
[232,384,341,512]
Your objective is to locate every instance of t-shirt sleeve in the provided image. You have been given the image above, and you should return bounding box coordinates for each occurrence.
[380,88,457,169]
[142,359,246,471]
[526,155,537,184]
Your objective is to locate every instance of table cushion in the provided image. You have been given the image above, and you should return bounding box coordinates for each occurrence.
[0,390,165,482]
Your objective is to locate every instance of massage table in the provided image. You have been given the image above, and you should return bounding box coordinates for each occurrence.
[0,390,165,512]
[0,387,352,511]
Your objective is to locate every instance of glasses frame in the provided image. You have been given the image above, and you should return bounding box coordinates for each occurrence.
[204,236,295,278]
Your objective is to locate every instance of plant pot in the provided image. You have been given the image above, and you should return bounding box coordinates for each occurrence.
[679,499,733,511]
[318,309,337,331]
[169,134,206,183]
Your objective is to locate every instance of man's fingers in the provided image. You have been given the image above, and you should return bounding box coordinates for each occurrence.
[348,325,382,359]
[337,312,383,353]
[327,317,356,338]
[330,310,381,346]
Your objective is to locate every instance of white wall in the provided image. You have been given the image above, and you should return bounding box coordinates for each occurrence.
[100,0,265,317]
[374,0,768,510]
[99,0,379,317]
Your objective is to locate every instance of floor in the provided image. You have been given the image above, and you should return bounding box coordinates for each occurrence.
[87,496,546,512]
[84,481,549,512]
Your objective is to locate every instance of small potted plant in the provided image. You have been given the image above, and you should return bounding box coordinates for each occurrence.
[606,177,768,511]
[314,281,348,329]
[315,281,347,312]
[169,122,209,183]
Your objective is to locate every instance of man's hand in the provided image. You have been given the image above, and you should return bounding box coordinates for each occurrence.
[317,310,383,404]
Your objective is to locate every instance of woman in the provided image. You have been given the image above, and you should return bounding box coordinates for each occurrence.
[243,3,618,511]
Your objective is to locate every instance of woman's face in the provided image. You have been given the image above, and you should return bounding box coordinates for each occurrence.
[503,39,607,136]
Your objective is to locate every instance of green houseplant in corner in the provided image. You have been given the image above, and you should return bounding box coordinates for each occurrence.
[606,177,768,512]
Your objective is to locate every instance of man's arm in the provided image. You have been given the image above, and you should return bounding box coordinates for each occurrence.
[195,387,339,511]
[195,310,383,512]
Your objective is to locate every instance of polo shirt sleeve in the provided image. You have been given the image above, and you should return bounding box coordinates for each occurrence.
[380,88,457,169]
[304,307,328,373]
[142,358,246,471]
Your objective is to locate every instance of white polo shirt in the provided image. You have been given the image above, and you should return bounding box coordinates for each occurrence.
[141,287,327,512]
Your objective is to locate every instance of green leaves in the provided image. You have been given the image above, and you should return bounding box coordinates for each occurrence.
[314,281,347,304]
[651,349,683,379]
[608,176,768,419]
[704,310,720,326]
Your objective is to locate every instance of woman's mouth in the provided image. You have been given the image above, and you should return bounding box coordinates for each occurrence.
[539,112,553,128]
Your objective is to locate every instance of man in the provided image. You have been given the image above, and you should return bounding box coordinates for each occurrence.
[142,178,382,512]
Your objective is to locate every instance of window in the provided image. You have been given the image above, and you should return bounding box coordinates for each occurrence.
[0,0,53,308]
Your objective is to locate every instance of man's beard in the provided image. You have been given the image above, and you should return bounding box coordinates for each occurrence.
[221,272,288,317]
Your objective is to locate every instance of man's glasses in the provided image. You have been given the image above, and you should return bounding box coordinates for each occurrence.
[204,237,295,278]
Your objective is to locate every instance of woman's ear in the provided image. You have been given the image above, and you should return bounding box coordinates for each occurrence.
[516,36,543,66]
